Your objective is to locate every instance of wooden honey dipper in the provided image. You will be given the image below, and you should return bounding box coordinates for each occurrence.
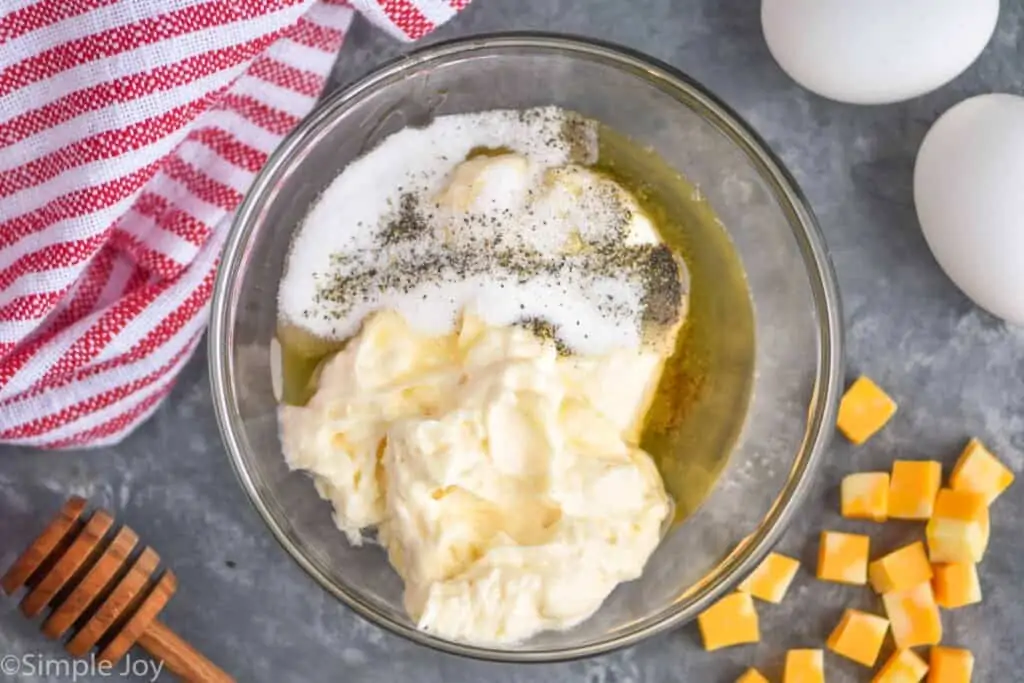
[2,496,233,682]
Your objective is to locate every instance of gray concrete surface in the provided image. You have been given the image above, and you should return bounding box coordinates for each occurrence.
[3,1,1023,681]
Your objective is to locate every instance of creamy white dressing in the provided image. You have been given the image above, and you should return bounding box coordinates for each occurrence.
[279,311,670,644]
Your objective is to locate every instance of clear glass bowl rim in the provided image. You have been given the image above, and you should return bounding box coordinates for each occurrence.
[208,31,844,663]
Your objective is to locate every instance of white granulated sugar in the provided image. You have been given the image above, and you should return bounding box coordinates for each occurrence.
[278,106,684,355]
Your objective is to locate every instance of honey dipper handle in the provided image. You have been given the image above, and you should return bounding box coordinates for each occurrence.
[137,620,234,683]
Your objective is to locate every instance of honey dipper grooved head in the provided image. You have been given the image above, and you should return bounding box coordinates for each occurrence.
[3,496,232,682]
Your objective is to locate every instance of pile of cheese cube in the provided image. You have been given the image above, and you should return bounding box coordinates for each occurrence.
[696,377,1015,682]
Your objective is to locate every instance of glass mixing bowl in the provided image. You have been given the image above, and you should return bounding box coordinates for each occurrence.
[209,34,843,662]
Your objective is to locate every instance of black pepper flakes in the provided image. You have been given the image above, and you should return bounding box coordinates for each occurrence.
[516,317,571,356]
[306,107,686,353]
[379,193,428,247]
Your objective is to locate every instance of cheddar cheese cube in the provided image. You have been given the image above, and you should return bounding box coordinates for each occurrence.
[739,552,801,603]
[842,471,890,521]
[817,531,870,585]
[874,649,929,683]
[837,376,897,445]
[932,562,982,609]
[737,668,770,683]
[926,489,989,563]
[928,646,974,682]
[697,592,759,651]
[889,460,942,520]
[950,438,1014,505]
[826,608,888,667]
[869,541,933,594]
[784,649,825,683]
[882,581,943,649]
[979,501,990,547]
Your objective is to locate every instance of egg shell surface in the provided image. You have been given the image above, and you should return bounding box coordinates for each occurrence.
[762,0,999,104]
[914,94,1024,326]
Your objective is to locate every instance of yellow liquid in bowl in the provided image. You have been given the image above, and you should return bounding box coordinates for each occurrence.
[595,126,755,522]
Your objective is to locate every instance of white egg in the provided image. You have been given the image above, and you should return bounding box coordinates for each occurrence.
[762,0,999,105]
[914,94,1024,326]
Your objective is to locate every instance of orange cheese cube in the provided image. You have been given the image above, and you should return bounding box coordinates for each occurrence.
[926,489,989,563]
[817,531,870,585]
[837,376,897,445]
[739,552,801,603]
[979,501,990,548]
[869,541,934,594]
[842,471,890,521]
[874,649,929,683]
[784,649,825,683]
[737,668,770,683]
[889,460,942,520]
[928,647,974,682]
[950,438,1014,505]
[697,592,760,651]
[882,582,943,649]
[826,608,889,667]
[932,563,982,609]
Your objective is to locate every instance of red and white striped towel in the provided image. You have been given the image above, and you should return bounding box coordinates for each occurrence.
[0,0,469,449]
